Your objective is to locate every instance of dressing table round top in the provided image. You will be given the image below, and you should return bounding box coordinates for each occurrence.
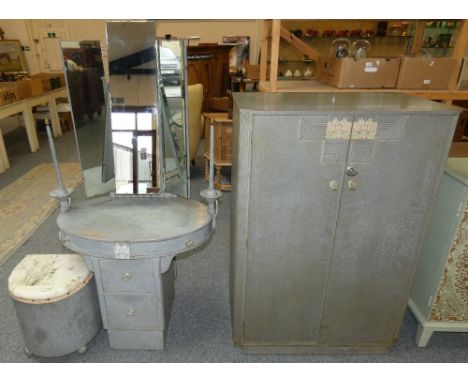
[57,196,213,259]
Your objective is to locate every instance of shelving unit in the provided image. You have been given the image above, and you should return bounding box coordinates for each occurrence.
[278,76,313,81]
[259,20,468,105]
[418,21,462,57]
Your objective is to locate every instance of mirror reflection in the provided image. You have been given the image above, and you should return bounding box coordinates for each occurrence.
[107,21,190,197]
[156,39,189,197]
[61,40,115,198]
[107,21,160,195]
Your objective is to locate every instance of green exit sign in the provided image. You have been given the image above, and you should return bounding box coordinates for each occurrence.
[48,32,56,38]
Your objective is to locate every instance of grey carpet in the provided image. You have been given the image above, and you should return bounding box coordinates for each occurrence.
[1,126,468,362]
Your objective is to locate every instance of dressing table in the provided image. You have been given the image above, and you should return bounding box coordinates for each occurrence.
[47,21,221,350]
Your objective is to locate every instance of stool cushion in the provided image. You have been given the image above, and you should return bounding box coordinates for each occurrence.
[8,254,91,301]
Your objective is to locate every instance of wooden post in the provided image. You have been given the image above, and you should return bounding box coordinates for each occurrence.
[410,20,427,55]
[259,20,271,84]
[448,20,468,92]
[269,20,281,92]
[279,25,321,62]
[0,129,9,172]
[452,20,468,60]
[22,103,40,152]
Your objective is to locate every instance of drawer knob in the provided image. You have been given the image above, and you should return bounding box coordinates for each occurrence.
[185,240,193,248]
[127,308,135,316]
[348,180,357,191]
[122,272,131,281]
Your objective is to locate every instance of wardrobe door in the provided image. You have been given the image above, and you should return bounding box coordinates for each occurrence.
[241,113,352,344]
[318,113,456,346]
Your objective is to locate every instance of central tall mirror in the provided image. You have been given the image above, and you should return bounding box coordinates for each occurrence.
[107,21,159,195]
[107,20,190,197]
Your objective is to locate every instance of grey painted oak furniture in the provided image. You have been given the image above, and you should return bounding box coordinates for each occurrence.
[230,92,459,353]
[57,196,214,350]
[45,21,221,350]
[409,158,468,347]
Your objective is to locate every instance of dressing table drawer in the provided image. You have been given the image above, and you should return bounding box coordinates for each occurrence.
[99,258,156,292]
[104,294,162,330]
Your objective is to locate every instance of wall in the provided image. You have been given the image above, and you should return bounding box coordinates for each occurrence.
[0,20,39,73]
[0,19,263,75]
[157,20,262,63]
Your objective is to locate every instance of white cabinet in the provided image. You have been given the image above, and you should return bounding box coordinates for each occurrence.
[409,158,468,347]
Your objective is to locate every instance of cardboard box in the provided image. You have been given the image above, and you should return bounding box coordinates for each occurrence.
[23,77,44,96]
[457,57,468,90]
[317,57,401,89]
[58,72,66,87]
[246,64,260,80]
[0,80,31,102]
[29,73,53,93]
[0,88,18,106]
[397,57,458,90]
[245,64,271,80]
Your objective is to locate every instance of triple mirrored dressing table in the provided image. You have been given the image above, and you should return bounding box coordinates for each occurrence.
[47,21,221,350]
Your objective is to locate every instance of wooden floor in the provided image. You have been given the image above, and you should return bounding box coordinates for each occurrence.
[449,141,468,157]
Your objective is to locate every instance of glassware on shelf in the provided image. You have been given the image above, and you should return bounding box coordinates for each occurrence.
[400,22,410,36]
[336,30,350,38]
[304,29,319,39]
[350,29,363,38]
[387,22,404,36]
[291,29,303,38]
[351,39,371,60]
[330,38,350,59]
[323,30,337,38]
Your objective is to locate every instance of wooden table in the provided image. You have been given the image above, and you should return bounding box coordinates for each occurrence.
[0,87,67,173]
[203,112,232,191]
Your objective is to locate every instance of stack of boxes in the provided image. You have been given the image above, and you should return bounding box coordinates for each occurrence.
[315,55,466,140]
[316,56,459,90]
[317,57,401,88]
[0,73,65,106]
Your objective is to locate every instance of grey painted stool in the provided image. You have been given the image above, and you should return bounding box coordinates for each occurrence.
[8,254,102,357]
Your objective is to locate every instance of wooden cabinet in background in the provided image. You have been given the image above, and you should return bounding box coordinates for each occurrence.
[187,45,232,112]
